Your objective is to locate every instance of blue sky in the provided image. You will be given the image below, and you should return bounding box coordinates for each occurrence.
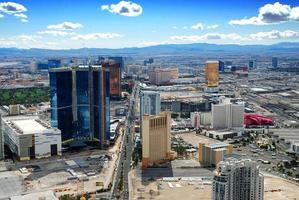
[0,0,299,49]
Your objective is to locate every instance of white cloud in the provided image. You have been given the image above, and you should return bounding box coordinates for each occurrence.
[229,2,299,25]
[47,22,83,31]
[172,26,178,29]
[229,17,265,25]
[170,33,243,42]
[101,1,142,17]
[170,30,299,43]
[0,2,27,14]
[207,24,219,29]
[249,30,299,40]
[0,2,28,22]
[191,23,204,30]
[17,35,36,42]
[21,18,28,23]
[190,23,219,30]
[290,7,299,21]
[71,33,123,40]
[14,13,27,19]
[183,26,188,30]
[38,30,76,37]
[139,41,170,47]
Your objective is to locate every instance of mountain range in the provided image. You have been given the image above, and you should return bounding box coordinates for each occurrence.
[1,42,299,57]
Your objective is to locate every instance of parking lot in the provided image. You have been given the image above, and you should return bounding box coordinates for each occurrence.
[0,171,25,199]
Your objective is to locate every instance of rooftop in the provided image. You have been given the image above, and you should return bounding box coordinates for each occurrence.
[3,116,55,135]
[206,142,229,149]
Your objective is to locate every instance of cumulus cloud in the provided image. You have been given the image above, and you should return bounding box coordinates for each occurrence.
[47,22,83,31]
[191,23,204,30]
[38,30,76,37]
[0,2,26,13]
[249,30,299,40]
[0,2,28,22]
[172,26,178,29]
[229,2,299,25]
[71,33,123,40]
[101,1,142,17]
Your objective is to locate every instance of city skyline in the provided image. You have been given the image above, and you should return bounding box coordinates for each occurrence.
[0,0,299,49]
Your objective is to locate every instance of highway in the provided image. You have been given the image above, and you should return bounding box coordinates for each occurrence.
[110,81,139,200]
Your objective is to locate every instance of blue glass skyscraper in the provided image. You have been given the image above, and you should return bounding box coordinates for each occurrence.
[49,66,110,148]
[48,59,62,69]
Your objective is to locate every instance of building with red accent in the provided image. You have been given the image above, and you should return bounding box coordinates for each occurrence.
[244,114,274,127]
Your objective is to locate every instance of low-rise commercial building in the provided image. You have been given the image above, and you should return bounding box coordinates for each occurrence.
[142,112,171,169]
[2,116,61,160]
[205,130,241,140]
[198,142,233,166]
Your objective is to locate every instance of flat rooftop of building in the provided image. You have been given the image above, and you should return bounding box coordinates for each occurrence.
[205,142,229,149]
[2,116,55,135]
[13,119,47,133]
[207,130,238,135]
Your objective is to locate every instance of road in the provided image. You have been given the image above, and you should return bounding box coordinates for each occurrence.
[110,81,139,200]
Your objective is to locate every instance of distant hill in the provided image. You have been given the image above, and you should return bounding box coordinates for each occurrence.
[1,42,299,57]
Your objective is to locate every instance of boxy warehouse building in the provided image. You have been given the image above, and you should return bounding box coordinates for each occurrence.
[2,116,61,160]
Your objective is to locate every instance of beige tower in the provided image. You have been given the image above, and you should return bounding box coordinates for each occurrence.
[205,61,219,87]
[142,112,171,169]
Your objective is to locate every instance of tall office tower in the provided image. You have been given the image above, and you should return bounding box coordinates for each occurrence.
[272,57,278,68]
[211,98,244,130]
[140,91,161,117]
[109,56,124,70]
[48,58,63,69]
[205,61,219,93]
[249,60,254,69]
[49,66,110,148]
[212,158,264,200]
[0,114,4,160]
[219,60,225,73]
[142,112,171,169]
[102,60,122,98]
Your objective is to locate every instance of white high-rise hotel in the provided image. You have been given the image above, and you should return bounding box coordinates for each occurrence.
[212,98,244,130]
[212,158,264,200]
[140,91,161,117]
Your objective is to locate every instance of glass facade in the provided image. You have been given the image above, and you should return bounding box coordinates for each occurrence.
[50,67,110,147]
[48,59,62,69]
[50,70,73,141]
[76,71,90,139]
[92,69,110,145]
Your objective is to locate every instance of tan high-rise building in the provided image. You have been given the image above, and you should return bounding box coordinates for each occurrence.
[142,111,171,169]
[205,61,219,88]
